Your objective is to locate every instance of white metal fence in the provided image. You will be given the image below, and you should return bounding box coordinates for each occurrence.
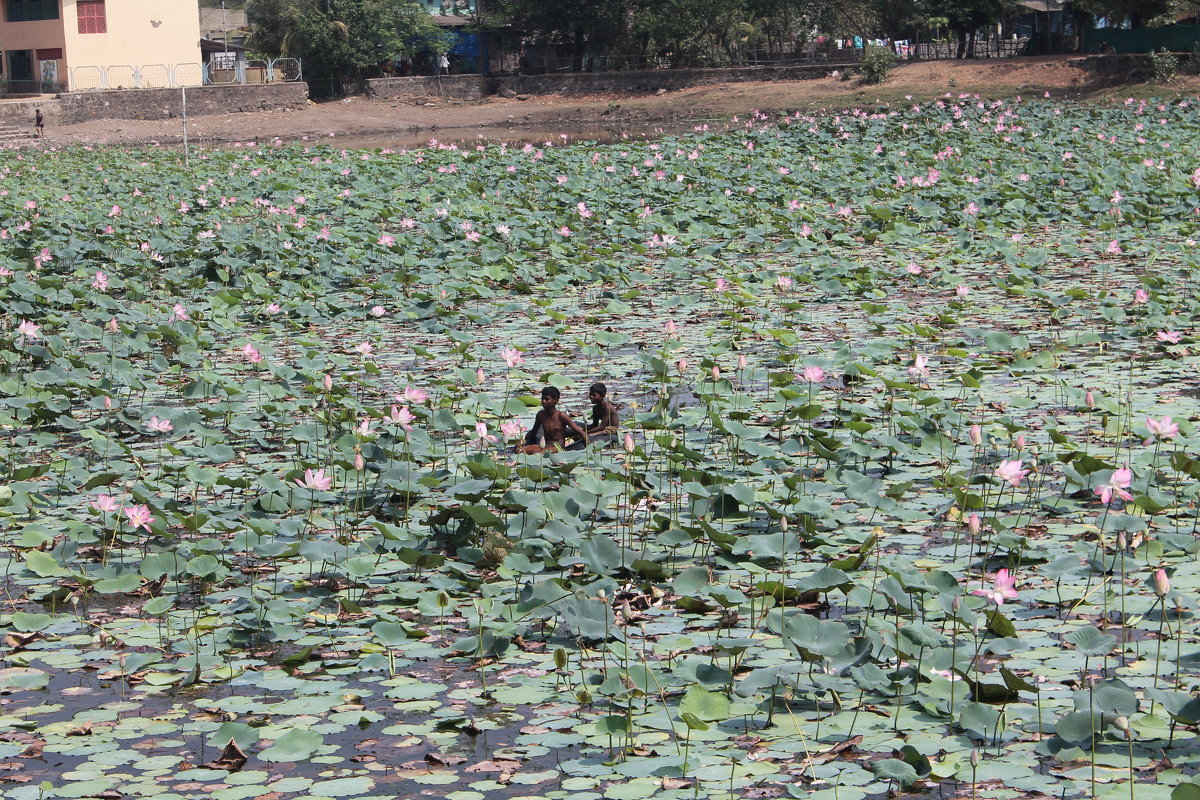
[69,58,302,91]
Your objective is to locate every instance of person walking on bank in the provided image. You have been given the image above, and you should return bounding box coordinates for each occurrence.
[34,109,44,138]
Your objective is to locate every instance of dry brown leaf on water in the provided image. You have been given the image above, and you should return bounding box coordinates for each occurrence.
[464,759,521,773]
[204,738,248,772]
[424,752,468,766]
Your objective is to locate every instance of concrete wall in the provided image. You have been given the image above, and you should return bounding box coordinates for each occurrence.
[365,64,852,103]
[55,82,308,123]
[63,0,203,88]
[496,64,851,96]
[365,75,492,102]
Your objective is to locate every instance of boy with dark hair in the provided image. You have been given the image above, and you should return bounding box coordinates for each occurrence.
[520,386,588,454]
[567,382,619,450]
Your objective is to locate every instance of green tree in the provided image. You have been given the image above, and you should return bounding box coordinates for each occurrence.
[926,0,1012,57]
[1072,0,1172,27]
[247,0,451,94]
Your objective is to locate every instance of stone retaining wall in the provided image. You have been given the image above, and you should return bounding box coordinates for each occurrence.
[365,75,492,102]
[55,83,309,123]
[495,64,852,96]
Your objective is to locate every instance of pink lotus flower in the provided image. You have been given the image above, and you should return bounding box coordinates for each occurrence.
[355,417,373,436]
[145,416,173,434]
[1106,240,1123,255]
[242,343,263,364]
[500,419,523,440]
[676,358,689,375]
[558,226,572,237]
[907,355,930,380]
[963,202,979,216]
[1153,568,1170,598]
[1095,466,1133,504]
[994,459,1029,487]
[322,374,333,391]
[801,366,825,383]
[1085,390,1095,409]
[624,434,636,453]
[776,276,793,291]
[91,271,109,291]
[354,342,373,356]
[17,320,40,339]
[664,320,677,335]
[90,494,120,513]
[386,405,415,431]
[1134,288,1149,304]
[369,305,386,318]
[967,513,981,537]
[969,424,982,445]
[377,234,395,246]
[905,263,922,276]
[264,303,282,315]
[474,422,498,446]
[295,468,332,491]
[1145,416,1179,442]
[123,504,155,532]
[169,303,189,322]
[500,347,524,368]
[400,386,428,404]
[714,277,729,292]
[955,285,970,298]
[1156,330,1182,344]
[972,569,1019,606]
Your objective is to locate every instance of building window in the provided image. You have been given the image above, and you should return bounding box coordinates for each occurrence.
[77,0,105,33]
[35,47,62,60]
[6,0,59,22]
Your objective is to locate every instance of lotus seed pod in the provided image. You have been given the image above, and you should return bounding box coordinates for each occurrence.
[554,648,568,670]
[970,749,980,768]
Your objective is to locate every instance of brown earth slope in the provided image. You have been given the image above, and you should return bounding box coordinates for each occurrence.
[38,55,1200,148]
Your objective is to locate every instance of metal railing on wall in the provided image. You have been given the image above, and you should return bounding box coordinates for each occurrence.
[69,59,302,91]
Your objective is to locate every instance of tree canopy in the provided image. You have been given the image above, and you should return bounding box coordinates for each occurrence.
[247,0,451,93]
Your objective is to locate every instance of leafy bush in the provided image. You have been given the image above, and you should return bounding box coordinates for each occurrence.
[1150,48,1178,84]
[859,46,897,85]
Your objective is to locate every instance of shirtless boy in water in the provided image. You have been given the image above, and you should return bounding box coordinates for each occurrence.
[520,386,588,454]
[567,382,619,450]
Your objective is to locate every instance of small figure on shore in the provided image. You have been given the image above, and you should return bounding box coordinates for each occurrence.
[520,386,587,454]
[439,54,450,75]
[34,109,44,138]
[567,382,619,450]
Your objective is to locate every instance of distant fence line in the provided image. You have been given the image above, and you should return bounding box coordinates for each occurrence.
[68,59,302,91]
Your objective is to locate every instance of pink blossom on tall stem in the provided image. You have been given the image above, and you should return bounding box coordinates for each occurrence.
[265,303,282,315]
[169,303,189,322]
[500,419,523,440]
[711,365,720,381]
[123,504,155,532]
[907,354,930,380]
[1095,466,1134,504]
[676,358,689,376]
[386,405,415,431]
[91,271,109,291]
[963,202,979,216]
[1106,240,1123,255]
[664,320,677,335]
[242,343,263,364]
[1134,288,1149,304]
[476,368,486,384]
[801,366,825,384]
[955,285,971,298]
[967,513,981,537]
[377,234,395,246]
[1153,568,1171,598]
[369,305,386,318]
[1145,416,1179,443]
[400,386,428,404]
[17,320,40,339]
[295,468,332,491]
[969,424,982,446]
[354,342,373,356]
[322,374,333,392]
[1085,390,1095,409]
[994,459,1029,487]
[776,276,793,291]
[624,434,636,454]
[1156,330,1182,344]
[500,347,525,368]
[972,569,1019,606]
[145,416,173,434]
[714,277,729,292]
[1015,434,1026,450]
[474,422,498,446]
[90,494,120,513]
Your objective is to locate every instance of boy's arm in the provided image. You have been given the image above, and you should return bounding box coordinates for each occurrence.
[562,411,588,442]
[606,402,619,431]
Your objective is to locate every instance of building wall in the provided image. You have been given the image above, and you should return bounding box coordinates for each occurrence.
[62,0,202,88]
[0,15,67,90]
[56,82,308,122]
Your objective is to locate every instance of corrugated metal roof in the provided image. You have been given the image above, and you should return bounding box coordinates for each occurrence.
[1015,0,1068,11]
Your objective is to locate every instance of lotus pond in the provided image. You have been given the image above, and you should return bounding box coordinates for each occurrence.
[2,95,1200,800]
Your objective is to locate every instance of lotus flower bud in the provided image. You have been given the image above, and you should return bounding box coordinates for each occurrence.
[779,517,788,532]
[967,513,981,537]
[711,365,720,381]
[1153,568,1170,598]
[952,594,962,612]
[476,368,485,383]
[1113,716,1131,737]
[436,590,450,609]
[970,749,980,768]
[1015,434,1026,450]
[624,434,635,454]
[103,395,112,411]
[969,424,982,445]
[322,374,333,391]
[738,354,747,370]
[677,358,688,375]
[1085,390,1095,409]
[1116,532,1127,551]
[354,452,365,472]
[107,318,120,334]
